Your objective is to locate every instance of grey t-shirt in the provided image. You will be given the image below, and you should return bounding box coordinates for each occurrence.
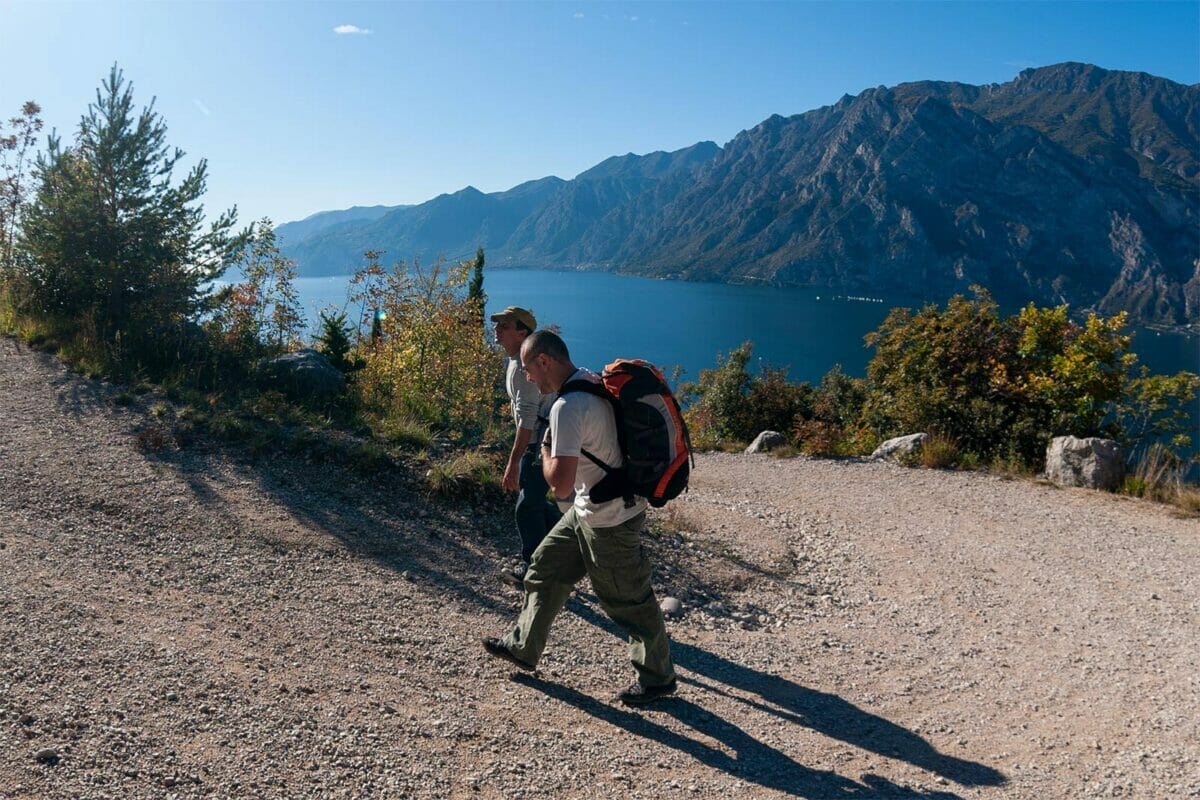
[506,357,555,441]
[550,368,646,527]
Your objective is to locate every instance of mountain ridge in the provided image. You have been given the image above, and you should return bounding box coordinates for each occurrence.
[279,63,1199,327]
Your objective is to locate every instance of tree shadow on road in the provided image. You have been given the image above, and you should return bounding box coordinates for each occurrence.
[564,597,1005,792]
[513,672,962,799]
[157,444,520,617]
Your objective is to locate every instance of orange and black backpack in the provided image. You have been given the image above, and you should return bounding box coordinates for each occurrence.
[560,359,693,508]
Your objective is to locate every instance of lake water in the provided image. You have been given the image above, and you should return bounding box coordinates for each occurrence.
[292,269,1200,384]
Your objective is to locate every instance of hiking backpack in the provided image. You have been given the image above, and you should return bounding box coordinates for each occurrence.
[559,359,693,508]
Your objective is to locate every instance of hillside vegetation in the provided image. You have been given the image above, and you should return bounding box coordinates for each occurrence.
[1,64,1196,508]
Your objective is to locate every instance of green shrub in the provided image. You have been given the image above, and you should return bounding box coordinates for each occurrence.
[743,367,813,441]
[988,451,1035,477]
[682,342,814,449]
[680,341,753,448]
[956,450,982,471]
[208,412,255,442]
[860,288,1167,469]
[863,289,1021,460]
[793,419,843,456]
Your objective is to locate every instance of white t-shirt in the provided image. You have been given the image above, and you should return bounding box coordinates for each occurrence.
[549,368,646,528]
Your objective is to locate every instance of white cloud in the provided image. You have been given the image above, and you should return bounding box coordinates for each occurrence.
[193,99,211,117]
[573,12,584,19]
[333,24,372,35]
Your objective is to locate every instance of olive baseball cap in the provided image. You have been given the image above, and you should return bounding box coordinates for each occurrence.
[489,306,536,331]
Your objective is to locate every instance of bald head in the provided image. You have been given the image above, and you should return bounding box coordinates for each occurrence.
[520,330,575,394]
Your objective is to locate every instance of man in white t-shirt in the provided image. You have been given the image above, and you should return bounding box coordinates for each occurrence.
[490,306,560,587]
[482,330,677,705]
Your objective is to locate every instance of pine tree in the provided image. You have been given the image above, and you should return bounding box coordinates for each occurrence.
[19,64,241,342]
[316,310,359,374]
[467,246,486,328]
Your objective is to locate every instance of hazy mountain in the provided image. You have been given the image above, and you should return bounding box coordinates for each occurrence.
[275,205,401,248]
[279,64,1199,326]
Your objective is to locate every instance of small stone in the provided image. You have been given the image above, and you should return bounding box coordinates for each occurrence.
[660,597,683,617]
[18,713,35,726]
[34,748,59,765]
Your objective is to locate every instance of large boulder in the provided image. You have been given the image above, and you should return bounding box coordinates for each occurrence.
[746,430,787,454]
[871,433,928,461]
[254,349,345,404]
[1045,436,1124,491]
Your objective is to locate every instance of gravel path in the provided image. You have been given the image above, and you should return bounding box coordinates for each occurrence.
[2,335,1197,799]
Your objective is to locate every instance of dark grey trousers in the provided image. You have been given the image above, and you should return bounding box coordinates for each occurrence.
[515,445,561,563]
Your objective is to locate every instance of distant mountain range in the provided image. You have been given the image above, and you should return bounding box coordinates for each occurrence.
[277,63,1200,327]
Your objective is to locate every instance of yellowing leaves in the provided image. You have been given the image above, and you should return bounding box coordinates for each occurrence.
[348,252,504,435]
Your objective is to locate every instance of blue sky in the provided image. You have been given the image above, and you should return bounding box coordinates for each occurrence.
[2,1,1197,228]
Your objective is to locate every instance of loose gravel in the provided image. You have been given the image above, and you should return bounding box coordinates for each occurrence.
[2,335,1197,799]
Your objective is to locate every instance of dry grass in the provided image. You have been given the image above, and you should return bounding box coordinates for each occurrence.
[655,503,705,536]
[425,450,500,498]
[1175,486,1200,515]
[917,433,960,469]
[378,413,435,451]
[1120,444,1200,516]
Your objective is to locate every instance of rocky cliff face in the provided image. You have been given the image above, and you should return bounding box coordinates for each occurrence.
[280,63,1199,326]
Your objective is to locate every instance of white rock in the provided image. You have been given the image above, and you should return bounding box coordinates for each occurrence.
[1045,436,1123,491]
[871,433,928,460]
[745,431,787,454]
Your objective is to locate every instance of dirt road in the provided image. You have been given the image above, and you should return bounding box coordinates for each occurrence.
[1,336,1196,799]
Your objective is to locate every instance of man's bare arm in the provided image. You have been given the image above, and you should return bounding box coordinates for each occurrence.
[502,426,534,492]
[540,446,578,500]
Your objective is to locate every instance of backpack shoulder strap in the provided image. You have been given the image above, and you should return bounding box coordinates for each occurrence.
[559,378,608,399]
[557,378,617,474]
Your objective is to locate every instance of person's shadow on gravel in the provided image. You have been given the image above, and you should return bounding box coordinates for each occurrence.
[512,672,962,799]
[565,597,1006,792]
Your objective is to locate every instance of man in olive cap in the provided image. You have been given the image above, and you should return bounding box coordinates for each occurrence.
[489,306,561,586]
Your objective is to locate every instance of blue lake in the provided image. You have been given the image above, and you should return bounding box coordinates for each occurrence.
[292,269,1200,384]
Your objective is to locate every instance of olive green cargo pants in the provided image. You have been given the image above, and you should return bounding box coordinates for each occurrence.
[502,507,676,688]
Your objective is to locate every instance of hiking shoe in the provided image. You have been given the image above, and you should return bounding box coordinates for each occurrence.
[616,678,678,706]
[498,564,527,588]
[481,637,536,672]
